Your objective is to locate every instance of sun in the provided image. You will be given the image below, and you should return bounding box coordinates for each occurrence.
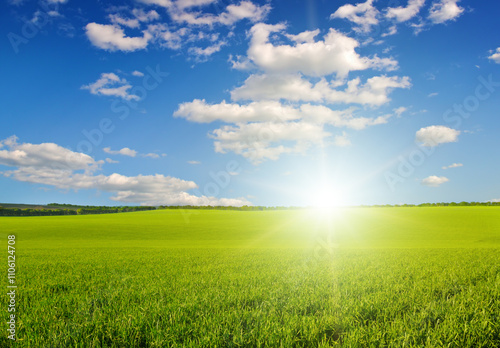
[309,185,345,209]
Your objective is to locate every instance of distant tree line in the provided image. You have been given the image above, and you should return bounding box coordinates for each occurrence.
[0,205,156,216]
[1,201,498,216]
[365,202,500,208]
[158,205,302,211]
[76,206,156,215]
[0,207,77,216]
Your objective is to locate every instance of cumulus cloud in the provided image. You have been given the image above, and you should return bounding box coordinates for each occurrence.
[421,175,449,187]
[330,0,379,33]
[302,104,392,129]
[231,74,410,105]
[210,121,330,164]
[85,23,152,51]
[0,136,99,173]
[103,147,138,157]
[428,0,464,24]
[175,99,391,129]
[85,1,268,56]
[386,0,425,22]
[175,97,392,164]
[488,48,500,64]
[246,23,398,78]
[415,125,460,146]
[0,137,248,206]
[174,99,300,123]
[81,73,140,101]
[442,163,463,169]
[174,16,413,164]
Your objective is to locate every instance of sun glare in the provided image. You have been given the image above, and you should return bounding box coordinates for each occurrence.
[309,185,345,210]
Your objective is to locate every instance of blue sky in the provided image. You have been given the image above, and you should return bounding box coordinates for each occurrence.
[1,0,499,207]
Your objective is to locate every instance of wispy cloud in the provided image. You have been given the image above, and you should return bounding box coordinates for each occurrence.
[81,73,140,100]
[103,147,165,159]
[442,163,463,169]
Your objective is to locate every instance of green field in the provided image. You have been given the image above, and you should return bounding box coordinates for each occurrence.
[3,207,500,347]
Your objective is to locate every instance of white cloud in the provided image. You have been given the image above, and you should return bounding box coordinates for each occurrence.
[103,147,164,159]
[174,99,391,130]
[175,15,413,164]
[488,48,500,64]
[428,92,439,97]
[103,147,138,157]
[330,0,379,33]
[0,137,249,206]
[0,136,99,173]
[333,132,351,147]
[220,1,271,25]
[132,9,160,22]
[231,74,410,105]
[85,23,152,51]
[421,175,449,187]
[442,163,463,169]
[147,24,189,50]
[231,74,324,102]
[81,73,140,101]
[140,0,270,26]
[132,70,144,77]
[143,153,159,159]
[488,199,500,203]
[246,23,398,78]
[415,125,460,146]
[299,104,391,129]
[175,99,391,164]
[228,55,255,70]
[210,121,330,164]
[187,160,200,164]
[428,0,464,24]
[382,25,398,37]
[105,158,119,164]
[286,29,320,44]
[109,14,140,29]
[386,0,426,22]
[189,41,226,58]
[174,99,300,123]
[410,21,426,35]
[394,106,408,117]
